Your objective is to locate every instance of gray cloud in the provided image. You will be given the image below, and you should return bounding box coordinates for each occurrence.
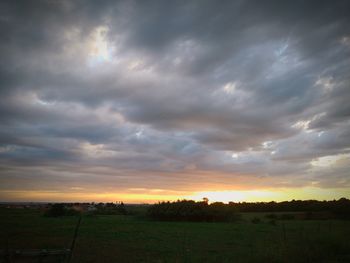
[1,0,350,200]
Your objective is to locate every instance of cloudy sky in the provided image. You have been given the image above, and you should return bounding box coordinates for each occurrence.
[1,0,350,203]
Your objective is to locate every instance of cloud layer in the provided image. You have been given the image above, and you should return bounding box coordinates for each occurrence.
[1,0,350,201]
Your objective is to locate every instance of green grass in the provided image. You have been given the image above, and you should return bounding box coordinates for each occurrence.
[1,208,350,262]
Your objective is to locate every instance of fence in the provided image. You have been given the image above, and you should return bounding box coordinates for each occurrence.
[1,216,81,263]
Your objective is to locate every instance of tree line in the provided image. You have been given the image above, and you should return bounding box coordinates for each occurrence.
[147,200,240,222]
[147,198,350,222]
[228,198,350,216]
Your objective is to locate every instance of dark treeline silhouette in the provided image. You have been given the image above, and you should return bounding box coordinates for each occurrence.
[44,202,127,217]
[147,200,240,222]
[42,198,350,220]
[44,203,80,217]
[148,198,350,221]
[94,202,127,215]
[228,198,350,218]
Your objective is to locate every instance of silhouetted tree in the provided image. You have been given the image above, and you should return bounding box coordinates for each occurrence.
[148,198,350,221]
[147,200,240,222]
[44,203,79,217]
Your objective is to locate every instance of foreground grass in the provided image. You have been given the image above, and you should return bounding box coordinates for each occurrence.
[0,208,350,262]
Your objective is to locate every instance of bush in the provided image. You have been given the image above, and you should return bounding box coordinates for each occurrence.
[44,204,80,217]
[92,202,128,215]
[331,198,350,220]
[147,200,240,222]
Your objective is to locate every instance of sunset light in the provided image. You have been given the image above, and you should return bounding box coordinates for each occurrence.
[2,2,349,262]
[88,26,113,64]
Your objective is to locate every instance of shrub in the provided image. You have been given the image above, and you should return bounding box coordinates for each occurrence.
[44,204,80,217]
[147,200,240,222]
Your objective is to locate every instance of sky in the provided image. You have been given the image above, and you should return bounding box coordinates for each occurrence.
[0,0,350,203]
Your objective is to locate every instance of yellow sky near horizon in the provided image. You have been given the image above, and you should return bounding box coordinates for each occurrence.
[1,187,349,203]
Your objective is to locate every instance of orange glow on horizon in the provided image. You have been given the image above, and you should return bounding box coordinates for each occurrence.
[187,190,284,203]
[1,187,349,203]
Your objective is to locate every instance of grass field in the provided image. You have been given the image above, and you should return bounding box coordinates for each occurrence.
[1,208,350,263]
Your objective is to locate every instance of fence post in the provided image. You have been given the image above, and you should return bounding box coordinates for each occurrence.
[67,216,82,263]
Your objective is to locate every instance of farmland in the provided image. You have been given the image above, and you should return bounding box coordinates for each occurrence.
[1,207,350,262]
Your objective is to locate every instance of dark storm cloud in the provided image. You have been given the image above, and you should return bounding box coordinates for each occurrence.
[1,0,350,196]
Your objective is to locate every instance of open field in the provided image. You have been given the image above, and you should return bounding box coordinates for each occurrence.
[1,208,350,263]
